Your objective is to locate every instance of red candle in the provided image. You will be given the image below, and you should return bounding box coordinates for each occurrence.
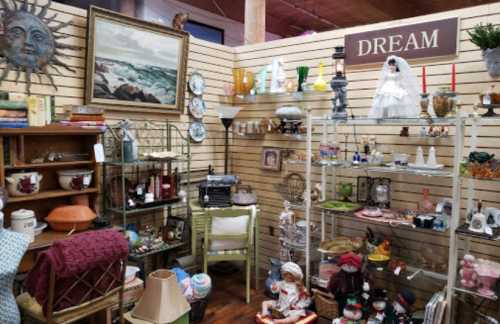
[422,65,427,94]
[451,63,456,92]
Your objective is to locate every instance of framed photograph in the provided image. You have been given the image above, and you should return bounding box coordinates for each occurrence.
[86,6,189,112]
[165,216,186,242]
[261,147,281,171]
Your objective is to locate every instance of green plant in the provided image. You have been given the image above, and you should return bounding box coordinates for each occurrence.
[468,23,500,50]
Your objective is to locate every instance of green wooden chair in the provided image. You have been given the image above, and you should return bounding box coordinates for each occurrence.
[203,208,254,304]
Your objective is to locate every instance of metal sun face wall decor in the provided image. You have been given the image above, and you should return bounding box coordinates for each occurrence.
[0,0,79,94]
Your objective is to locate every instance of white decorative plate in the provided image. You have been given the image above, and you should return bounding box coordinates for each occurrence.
[189,122,207,143]
[408,163,444,170]
[189,96,207,119]
[188,71,206,96]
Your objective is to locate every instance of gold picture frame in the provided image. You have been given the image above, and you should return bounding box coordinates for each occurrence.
[85,6,189,113]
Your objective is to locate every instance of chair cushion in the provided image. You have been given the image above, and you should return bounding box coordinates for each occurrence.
[210,215,249,251]
[207,248,247,256]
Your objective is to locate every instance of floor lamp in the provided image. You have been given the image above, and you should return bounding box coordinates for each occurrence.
[216,106,241,174]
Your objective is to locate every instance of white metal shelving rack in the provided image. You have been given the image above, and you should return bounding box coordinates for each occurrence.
[300,111,500,324]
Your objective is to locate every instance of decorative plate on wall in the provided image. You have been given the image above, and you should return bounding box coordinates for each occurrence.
[189,122,207,143]
[189,96,207,119]
[188,71,206,96]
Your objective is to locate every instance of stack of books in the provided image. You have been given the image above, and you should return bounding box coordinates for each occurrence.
[0,99,28,128]
[59,106,106,130]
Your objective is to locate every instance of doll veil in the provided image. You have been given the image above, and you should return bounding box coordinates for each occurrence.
[370,55,421,118]
[393,56,420,117]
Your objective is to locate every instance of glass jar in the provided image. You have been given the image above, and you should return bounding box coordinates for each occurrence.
[432,88,456,117]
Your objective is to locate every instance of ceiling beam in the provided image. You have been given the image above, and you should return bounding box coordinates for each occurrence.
[275,0,340,29]
[245,0,266,44]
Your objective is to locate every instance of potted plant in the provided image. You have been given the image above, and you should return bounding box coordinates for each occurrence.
[468,23,500,77]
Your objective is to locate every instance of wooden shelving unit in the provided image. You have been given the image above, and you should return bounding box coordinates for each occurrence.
[0,125,102,252]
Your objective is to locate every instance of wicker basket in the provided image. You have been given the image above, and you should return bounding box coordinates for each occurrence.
[313,289,338,320]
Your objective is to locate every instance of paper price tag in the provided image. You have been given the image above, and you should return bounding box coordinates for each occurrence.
[94,143,105,163]
[83,176,91,186]
[31,174,37,184]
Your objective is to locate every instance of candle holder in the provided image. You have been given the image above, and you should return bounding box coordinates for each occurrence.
[419,93,431,119]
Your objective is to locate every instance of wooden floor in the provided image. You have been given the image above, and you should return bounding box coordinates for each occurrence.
[203,271,265,324]
[203,270,330,324]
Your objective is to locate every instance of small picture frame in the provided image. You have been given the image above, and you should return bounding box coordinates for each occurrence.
[261,147,281,171]
[165,216,186,242]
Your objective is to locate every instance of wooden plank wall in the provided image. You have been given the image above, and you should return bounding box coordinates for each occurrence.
[0,0,233,174]
[231,2,500,312]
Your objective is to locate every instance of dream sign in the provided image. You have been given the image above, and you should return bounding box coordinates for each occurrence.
[345,17,459,65]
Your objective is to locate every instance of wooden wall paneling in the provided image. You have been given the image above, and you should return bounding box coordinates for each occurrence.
[230,2,500,315]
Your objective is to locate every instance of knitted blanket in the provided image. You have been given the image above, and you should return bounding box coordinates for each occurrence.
[25,229,128,314]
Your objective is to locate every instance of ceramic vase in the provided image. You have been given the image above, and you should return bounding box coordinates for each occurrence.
[313,62,327,91]
[296,66,309,92]
[421,188,434,212]
[256,68,268,94]
[270,57,286,93]
[265,258,283,298]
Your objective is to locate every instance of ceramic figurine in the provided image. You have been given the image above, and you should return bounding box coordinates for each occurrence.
[469,201,487,233]
[172,12,189,30]
[459,254,478,289]
[313,62,328,92]
[261,262,311,323]
[270,58,286,93]
[279,200,295,225]
[329,252,364,314]
[387,289,416,324]
[332,297,363,324]
[415,146,425,166]
[367,288,390,324]
[427,147,437,167]
[361,281,372,319]
[368,56,420,119]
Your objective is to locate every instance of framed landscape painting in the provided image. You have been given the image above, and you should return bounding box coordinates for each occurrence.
[86,7,189,112]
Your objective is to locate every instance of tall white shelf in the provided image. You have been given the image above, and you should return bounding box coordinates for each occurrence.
[301,111,500,324]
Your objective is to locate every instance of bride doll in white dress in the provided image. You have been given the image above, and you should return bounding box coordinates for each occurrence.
[368,55,420,119]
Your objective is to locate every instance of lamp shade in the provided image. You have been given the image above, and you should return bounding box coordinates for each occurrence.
[130,269,190,323]
[215,106,241,119]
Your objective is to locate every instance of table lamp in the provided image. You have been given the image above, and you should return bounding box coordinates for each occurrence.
[216,106,241,174]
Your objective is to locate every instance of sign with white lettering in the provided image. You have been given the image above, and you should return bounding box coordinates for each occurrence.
[345,17,458,65]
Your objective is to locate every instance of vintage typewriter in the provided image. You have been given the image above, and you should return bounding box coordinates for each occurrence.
[198,172,239,208]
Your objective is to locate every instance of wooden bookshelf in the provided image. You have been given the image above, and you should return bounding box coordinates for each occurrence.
[1,125,103,255]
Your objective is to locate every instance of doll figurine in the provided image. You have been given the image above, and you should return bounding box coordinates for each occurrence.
[368,56,420,119]
[367,288,390,324]
[270,57,286,93]
[329,252,364,315]
[261,262,311,323]
[459,254,478,289]
[332,297,363,324]
[387,289,416,324]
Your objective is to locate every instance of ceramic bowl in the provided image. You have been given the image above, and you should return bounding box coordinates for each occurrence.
[45,205,96,232]
[57,169,93,191]
[6,171,43,196]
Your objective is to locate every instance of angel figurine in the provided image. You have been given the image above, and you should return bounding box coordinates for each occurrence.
[368,56,420,119]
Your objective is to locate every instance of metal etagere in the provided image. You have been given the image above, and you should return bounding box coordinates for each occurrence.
[102,120,191,260]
